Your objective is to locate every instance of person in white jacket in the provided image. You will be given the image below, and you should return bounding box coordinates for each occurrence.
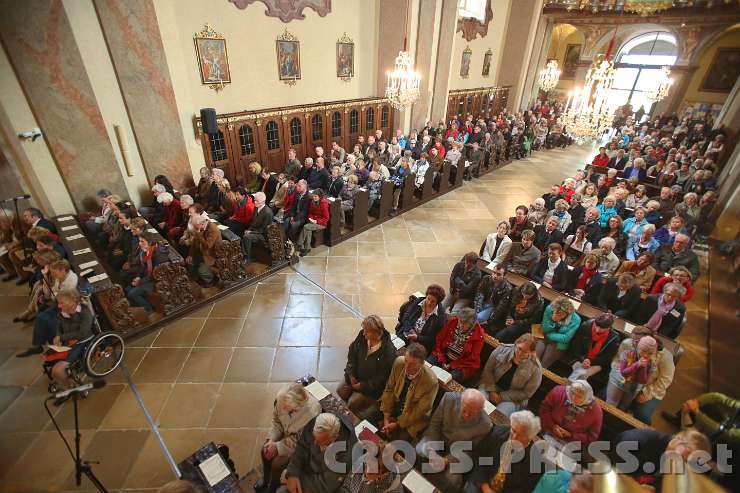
[411,154,431,189]
[481,221,513,266]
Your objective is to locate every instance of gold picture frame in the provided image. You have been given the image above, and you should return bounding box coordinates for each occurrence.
[482,49,492,77]
[336,32,354,82]
[461,46,472,79]
[277,29,301,86]
[193,24,231,92]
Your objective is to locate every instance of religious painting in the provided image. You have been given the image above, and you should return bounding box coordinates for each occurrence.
[336,33,354,81]
[460,47,472,79]
[561,43,581,80]
[482,49,492,77]
[276,30,301,83]
[699,48,740,93]
[194,24,231,91]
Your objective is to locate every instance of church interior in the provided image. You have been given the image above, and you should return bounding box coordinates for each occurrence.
[0,0,738,492]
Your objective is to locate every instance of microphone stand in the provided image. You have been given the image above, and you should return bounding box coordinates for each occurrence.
[45,391,108,493]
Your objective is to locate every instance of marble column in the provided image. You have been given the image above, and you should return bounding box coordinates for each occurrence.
[94,0,194,190]
[410,0,441,131]
[521,16,553,110]
[429,0,458,124]
[376,0,409,131]
[0,0,128,211]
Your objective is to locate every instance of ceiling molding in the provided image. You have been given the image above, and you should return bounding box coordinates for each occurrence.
[228,0,331,23]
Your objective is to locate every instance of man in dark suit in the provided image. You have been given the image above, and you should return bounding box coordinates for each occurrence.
[307,157,330,192]
[608,149,629,170]
[242,192,274,262]
[283,179,310,242]
[23,207,57,234]
[533,216,564,251]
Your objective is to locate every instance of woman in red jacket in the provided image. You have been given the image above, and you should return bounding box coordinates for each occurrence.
[296,189,330,256]
[651,265,695,303]
[224,187,254,236]
[539,380,603,449]
[428,307,484,383]
[156,192,182,236]
[591,146,609,167]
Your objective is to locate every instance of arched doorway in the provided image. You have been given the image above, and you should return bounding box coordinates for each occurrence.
[611,31,678,117]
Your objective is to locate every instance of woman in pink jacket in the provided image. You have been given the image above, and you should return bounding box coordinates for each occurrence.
[539,380,603,449]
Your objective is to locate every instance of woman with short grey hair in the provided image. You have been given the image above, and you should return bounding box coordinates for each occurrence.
[255,383,321,492]
[428,307,485,383]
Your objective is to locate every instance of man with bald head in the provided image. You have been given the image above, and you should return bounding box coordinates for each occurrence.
[416,389,492,491]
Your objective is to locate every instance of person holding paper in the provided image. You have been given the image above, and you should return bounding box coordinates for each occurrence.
[443,252,482,313]
[241,192,274,263]
[473,264,513,328]
[255,383,321,493]
[339,442,402,493]
[506,229,541,276]
[180,215,220,287]
[479,334,542,416]
[596,272,642,320]
[416,389,492,491]
[428,308,484,383]
[479,221,512,266]
[536,297,581,369]
[539,381,602,449]
[634,282,687,338]
[493,282,544,344]
[530,243,568,291]
[279,413,350,493]
[124,233,168,314]
[395,284,447,354]
[337,315,396,415]
[567,314,621,390]
[378,343,438,441]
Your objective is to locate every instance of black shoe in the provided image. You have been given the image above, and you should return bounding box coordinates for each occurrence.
[661,411,681,427]
[2,274,17,282]
[53,394,71,407]
[15,278,28,286]
[253,478,267,491]
[16,346,43,358]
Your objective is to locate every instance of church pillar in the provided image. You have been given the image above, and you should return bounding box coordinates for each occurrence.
[94,0,194,190]
[0,0,128,211]
[410,0,443,131]
[521,16,554,110]
[429,0,459,124]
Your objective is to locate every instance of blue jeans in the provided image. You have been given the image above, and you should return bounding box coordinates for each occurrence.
[632,397,661,425]
[125,281,155,312]
[32,305,59,346]
[476,305,493,323]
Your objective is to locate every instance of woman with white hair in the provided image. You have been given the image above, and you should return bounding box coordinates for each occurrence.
[527,198,548,226]
[539,380,602,448]
[547,199,572,233]
[595,236,620,275]
[465,410,543,493]
[255,383,321,492]
[207,167,230,214]
[155,192,182,236]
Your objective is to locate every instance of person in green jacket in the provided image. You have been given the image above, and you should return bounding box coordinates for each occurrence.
[536,296,581,368]
[662,392,740,449]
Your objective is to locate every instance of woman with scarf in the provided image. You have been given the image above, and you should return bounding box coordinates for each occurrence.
[548,199,572,233]
[540,380,603,449]
[606,334,658,410]
[527,198,549,227]
[494,282,544,343]
[566,253,603,302]
[635,282,686,338]
[562,225,591,267]
[536,297,581,369]
[508,205,532,242]
[568,313,621,388]
[390,157,410,215]
[428,307,484,383]
[578,183,599,210]
[125,232,168,314]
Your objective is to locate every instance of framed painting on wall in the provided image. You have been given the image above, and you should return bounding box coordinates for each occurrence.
[561,43,581,79]
[482,49,492,77]
[276,29,301,84]
[461,47,472,78]
[194,24,231,91]
[699,48,740,93]
[336,33,354,81]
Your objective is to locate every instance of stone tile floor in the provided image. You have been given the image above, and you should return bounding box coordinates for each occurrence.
[0,145,709,492]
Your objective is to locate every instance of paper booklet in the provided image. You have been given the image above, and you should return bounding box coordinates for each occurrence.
[48,344,72,352]
[402,469,436,493]
[198,453,231,486]
[305,381,330,400]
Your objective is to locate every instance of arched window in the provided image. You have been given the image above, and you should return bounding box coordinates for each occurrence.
[457,98,464,115]
[238,125,255,155]
[210,130,227,161]
[266,121,280,150]
[350,109,359,133]
[366,107,375,130]
[290,118,302,145]
[331,111,342,138]
[311,114,323,141]
[611,32,678,117]
[381,105,390,128]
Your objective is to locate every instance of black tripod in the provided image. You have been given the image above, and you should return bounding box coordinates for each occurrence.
[45,390,108,493]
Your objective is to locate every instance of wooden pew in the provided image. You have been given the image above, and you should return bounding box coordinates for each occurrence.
[324,197,342,246]
[399,172,416,209]
[452,160,464,188]
[52,215,139,334]
[377,180,394,220]
[420,166,435,201]
[205,217,247,286]
[352,188,370,231]
[437,162,452,194]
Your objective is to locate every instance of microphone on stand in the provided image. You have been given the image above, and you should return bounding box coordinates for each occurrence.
[54,379,107,399]
[0,194,31,203]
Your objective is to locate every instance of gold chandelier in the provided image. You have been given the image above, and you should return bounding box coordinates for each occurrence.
[624,0,675,16]
[644,66,674,102]
[539,59,562,93]
[561,55,617,143]
[385,0,421,110]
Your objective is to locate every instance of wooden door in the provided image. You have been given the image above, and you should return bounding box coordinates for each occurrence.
[472,94,482,117]
[363,105,377,136]
[283,113,307,164]
[327,110,345,151]
[305,110,327,156]
[202,122,235,183]
[456,96,465,120]
[230,121,259,185]
[465,95,474,116]
[348,107,361,150]
[257,118,285,173]
[379,104,392,141]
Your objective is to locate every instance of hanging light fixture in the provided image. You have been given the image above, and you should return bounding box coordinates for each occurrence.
[644,65,674,102]
[624,0,675,17]
[560,21,622,143]
[539,59,562,93]
[385,0,421,110]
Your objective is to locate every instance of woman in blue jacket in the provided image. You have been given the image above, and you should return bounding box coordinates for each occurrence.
[536,296,581,368]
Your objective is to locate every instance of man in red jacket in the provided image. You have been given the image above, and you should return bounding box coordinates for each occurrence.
[224,187,254,236]
[428,307,484,383]
[296,189,329,256]
[591,146,609,167]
